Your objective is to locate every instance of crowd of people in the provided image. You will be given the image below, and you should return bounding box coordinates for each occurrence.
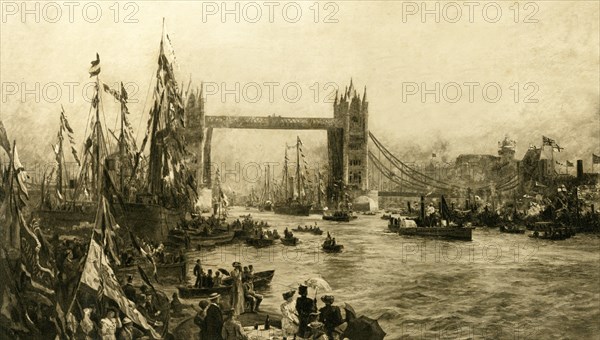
[281,285,346,340]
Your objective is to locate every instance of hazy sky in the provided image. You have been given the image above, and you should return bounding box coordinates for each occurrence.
[1,1,599,174]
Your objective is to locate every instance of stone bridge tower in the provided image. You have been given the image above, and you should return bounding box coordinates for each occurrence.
[328,80,369,203]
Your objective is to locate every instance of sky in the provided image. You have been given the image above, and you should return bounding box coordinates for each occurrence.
[1,0,599,181]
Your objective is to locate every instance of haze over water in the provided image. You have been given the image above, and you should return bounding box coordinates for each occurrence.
[171,207,600,339]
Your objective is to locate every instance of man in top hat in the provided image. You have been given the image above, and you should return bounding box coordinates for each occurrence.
[230,262,245,316]
[308,321,329,340]
[204,293,224,340]
[319,295,343,340]
[296,284,317,338]
[122,275,137,302]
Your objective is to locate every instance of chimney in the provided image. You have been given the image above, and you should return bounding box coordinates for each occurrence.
[577,160,584,179]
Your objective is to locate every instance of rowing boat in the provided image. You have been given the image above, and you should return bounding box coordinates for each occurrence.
[177,270,275,298]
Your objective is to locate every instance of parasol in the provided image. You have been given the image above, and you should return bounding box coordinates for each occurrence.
[304,277,332,298]
[342,315,386,340]
[218,268,230,276]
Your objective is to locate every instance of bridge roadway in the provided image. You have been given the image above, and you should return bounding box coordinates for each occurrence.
[205,115,344,130]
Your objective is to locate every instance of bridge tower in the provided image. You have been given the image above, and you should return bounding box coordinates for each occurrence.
[328,80,369,202]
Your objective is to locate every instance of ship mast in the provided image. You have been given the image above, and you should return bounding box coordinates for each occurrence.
[283,145,289,200]
[296,136,301,201]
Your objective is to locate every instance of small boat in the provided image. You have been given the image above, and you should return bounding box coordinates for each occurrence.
[362,211,377,216]
[292,227,323,235]
[527,222,576,240]
[322,243,344,253]
[322,210,357,222]
[246,237,275,248]
[167,230,236,249]
[281,237,299,246]
[381,213,392,220]
[116,261,187,283]
[499,225,526,234]
[177,270,275,298]
[398,226,474,241]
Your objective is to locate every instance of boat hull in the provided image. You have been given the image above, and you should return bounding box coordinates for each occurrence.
[322,244,344,253]
[246,238,275,248]
[398,227,474,241]
[177,270,275,298]
[116,262,187,283]
[273,203,312,216]
[281,237,299,246]
[36,202,183,242]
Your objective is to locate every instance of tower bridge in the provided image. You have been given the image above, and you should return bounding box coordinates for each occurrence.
[184,80,519,207]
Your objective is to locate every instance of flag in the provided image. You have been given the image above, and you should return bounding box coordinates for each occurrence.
[80,239,161,339]
[542,135,562,152]
[0,120,10,156]
[432,153,437,158]
[566,160,574,167]
[593,154,600,164]
[94,196,121,266]
[12,145,29,200]
[89,53,101,77]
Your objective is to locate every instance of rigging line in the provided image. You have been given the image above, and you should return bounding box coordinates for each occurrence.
[136,70,158,144]
[369,153,425,192]
[368,152,426,191]
[369,142,452,191]
[369,132,461,190]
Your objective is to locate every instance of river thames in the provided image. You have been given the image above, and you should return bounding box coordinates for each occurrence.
[170,207,600,339]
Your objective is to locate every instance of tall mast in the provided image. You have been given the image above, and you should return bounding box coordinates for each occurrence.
[119,83,125,194]
[94,74,102,200]
[316,165,321,206]
[283,145,288,200]
[296,136,301,201]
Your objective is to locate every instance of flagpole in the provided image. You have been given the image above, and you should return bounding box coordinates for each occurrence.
[65,197,103,317]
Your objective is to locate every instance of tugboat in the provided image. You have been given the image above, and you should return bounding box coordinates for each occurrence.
[273,137,312,216]
[397,195,474,241]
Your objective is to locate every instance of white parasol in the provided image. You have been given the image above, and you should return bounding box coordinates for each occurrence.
[304,277,332,298]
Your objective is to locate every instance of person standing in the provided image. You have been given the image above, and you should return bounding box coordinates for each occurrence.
[79,307,96,340]
[194,300,210,340]
[122,275,137,302]
[230,262,245,316]
[204,293,224,340]
[318,295,343,340]
[99,309,122,340]
[193,259,203,287]
[280,290,299,339]
[296,284,317,338]
[221,308,248,340]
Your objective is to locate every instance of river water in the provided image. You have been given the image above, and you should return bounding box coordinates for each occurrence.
[170,207,600,339]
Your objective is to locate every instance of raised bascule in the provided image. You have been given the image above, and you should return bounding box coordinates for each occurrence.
[185,80,371,205]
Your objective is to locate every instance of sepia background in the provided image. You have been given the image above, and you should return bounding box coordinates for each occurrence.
[1,1,598,178]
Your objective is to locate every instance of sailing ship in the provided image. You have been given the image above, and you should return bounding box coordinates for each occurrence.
[246,187,259,208]
[36,24,197,242]
[309,166,326,214]
[258,164,273,211]
[272,137,312,216]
